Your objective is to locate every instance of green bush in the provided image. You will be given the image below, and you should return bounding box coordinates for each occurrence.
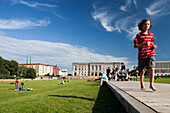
[25,68,36,78]
[56,75,61,77]
[0,74,14,79]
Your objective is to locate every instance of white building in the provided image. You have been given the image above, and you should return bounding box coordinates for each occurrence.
[19,63,60,76]
[59,69,68,77]
[72,62,121,76]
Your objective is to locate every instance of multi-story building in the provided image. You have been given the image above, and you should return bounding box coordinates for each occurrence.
[19,63,60,76]
[155,61,170,76]
[72,62,121,76]
[59,69,68,77]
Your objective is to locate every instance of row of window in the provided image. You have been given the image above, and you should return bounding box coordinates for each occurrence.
[155,63,170,68]
[155,69,170,73]
[74,65,118,71]
[74,72,101,76]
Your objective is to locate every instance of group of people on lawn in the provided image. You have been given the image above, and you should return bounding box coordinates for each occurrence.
[14,79,25,91]
[14,79,33,91]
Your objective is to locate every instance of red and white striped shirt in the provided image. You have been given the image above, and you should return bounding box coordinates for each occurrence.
[134,32,156,59]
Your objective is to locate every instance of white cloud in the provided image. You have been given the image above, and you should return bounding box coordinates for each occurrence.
[92,5,139,39]
[115,16,140,39]
[12,0,57,8]
[145,0,170,16]
[53,13,68,21]
[120,0,138,11]
[120,0,132,11]
[0,18,50,29]
[92,4,119,32]
[92,3,141,38]
[132,0,137,8]
[0,35,129,73]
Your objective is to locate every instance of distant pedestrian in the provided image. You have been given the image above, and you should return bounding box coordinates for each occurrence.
[108,73,112,81]
[114,68,119,81]
[121,62,126,71]
[134,70,139,81]
[134,19,157,91]
[112,68,115,76]
[121,62,127,78]
[106,67,111,78]
[15,79,18,91]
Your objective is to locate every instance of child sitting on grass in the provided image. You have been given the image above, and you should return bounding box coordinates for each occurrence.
[19,82,25,91]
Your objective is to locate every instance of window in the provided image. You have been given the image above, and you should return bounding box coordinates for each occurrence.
[155,63,158,68]
[96,65,98,70]
[155,70,159,73]
[161,69,166,73]
[75,65,77,71]
[99,65,101,70]
[92,66,94,70]
[161,63,167,68]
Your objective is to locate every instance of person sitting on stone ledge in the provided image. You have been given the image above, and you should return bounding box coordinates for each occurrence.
[100,72,108,86]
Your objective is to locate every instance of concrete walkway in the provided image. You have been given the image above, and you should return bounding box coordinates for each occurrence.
[107,81,170,113]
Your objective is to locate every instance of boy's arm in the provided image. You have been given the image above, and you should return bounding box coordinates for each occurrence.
[134,42,148,48]
[151,42,157,49]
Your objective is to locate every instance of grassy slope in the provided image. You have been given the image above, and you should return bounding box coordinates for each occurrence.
[0,79,122,113]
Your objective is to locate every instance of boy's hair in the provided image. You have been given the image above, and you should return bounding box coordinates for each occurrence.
[21,82,24,85]
[138,19,152,31]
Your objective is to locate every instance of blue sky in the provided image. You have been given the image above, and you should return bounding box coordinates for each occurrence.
[0,0,170,73]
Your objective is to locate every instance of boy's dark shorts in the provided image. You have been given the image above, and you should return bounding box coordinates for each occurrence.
[138,56,155,72]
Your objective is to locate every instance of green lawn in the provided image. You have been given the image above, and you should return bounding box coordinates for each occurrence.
[143,77,170,84]
[0,79,123,113]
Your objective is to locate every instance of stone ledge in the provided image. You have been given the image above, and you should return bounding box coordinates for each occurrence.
[107,82,157,113]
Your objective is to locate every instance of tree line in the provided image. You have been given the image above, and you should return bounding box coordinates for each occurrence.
[0,56,36,79]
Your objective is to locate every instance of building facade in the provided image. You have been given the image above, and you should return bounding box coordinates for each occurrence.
[72,62,121,76]
[59,69,68,77]
[155,61,170,76]
[19,63,60,76]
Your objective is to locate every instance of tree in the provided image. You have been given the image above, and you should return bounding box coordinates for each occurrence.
[0,66,8,75]
[10,60,19,75]
[0,56,4,67]
[4,59,11,74]
[17,65,28,77]
[0,57,8,75]
[25,68,36,78]
[0,56,19,78]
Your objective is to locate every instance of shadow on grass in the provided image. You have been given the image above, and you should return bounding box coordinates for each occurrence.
[92,82,127,113]
[48,95,95,101]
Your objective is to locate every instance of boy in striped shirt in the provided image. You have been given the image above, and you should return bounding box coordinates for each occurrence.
[134,19,158,91]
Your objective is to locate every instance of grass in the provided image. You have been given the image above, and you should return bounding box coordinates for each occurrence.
[141,77,170,84]
[0,79,123,113]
